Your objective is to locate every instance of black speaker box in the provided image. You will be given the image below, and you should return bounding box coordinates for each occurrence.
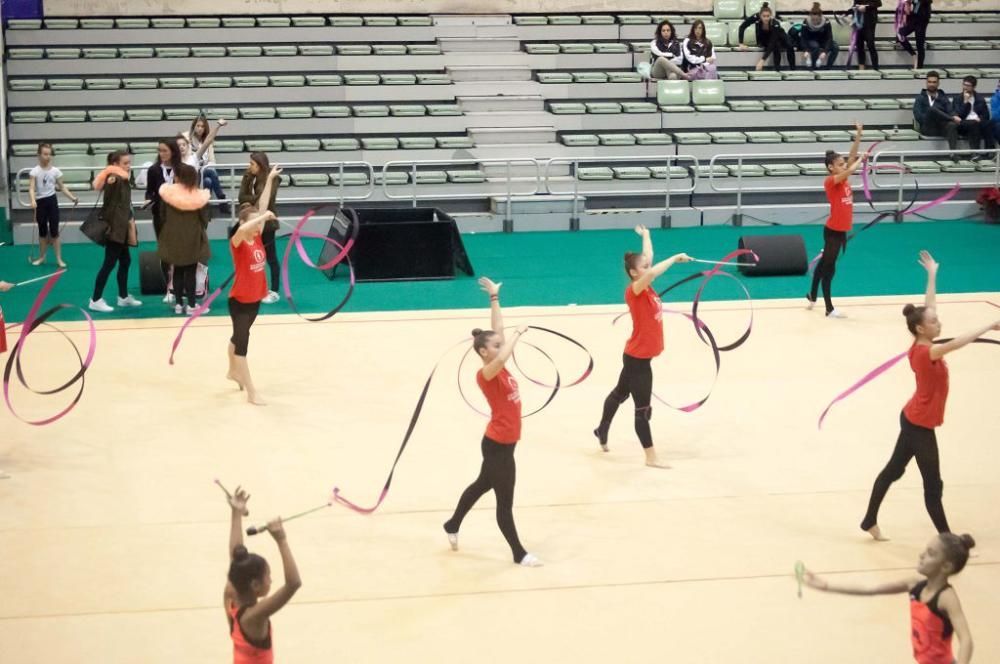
[737,234,808,276]
[138,250,169,294]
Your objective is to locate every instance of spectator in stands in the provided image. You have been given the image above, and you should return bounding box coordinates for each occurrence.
[798,3,839,69]
[738,2,795,72]
[849,0,882,70]
[28,143,79,268]
[913,71,961,160]
[89,151,142,313]
[178,117,229,213]
[951,75,989,159]
[988,79,1000,149]
[238,153,281,305]
[158,163,211,315]
[650,19,687,80]
[682,20,718,80]
[897,0,932,69]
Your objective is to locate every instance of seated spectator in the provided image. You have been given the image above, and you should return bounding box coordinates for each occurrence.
[912,71,960,160]
[952,75,990,158]
[683,20,719,80]
[738,2,795,71]
[179,116,230,214]
[650,19,687,80]
[798,3,839,69]
[988,79,1000,149]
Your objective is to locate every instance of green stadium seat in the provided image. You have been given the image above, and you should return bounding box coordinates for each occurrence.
[972,14,1000,21]
[80,18,113,28]
[315,106,351,117]
[120,47,155,58]
[56,144,91,155]
[7,19,42,29]
[630,42,652,53]
[945,67,981,78]
[797,162,829,176]
[763,99,800,111]
[657,80,691,106]
[781,130,817,142]
[83,48,118,59]
[622,102,659,113]
[269,75,304,87]
[329,17,364,26]
[832,99,866,110]
[848,70,883,80]
[747,70,782,81]
[125,109,164,121]
[598,134,638,146]
[634,133,674,145]
[390,105,427,116]
[9,79,46,91]
[235,76,269,87]
[781,70,815,81]
[705,22,729,46]
[728,164,766,177]
[299,45,335,56]
[407,44,443,55]
[382,74,418,85]
[977,160,999,173]
[714,0,745,19]
[436,137,475,149]
[907,161,942,173]
[198,77,233,88]
[538,72,574,83]
[161,77,196,89]
[417,74,451,85]
[50,110,87,122]
[354,105,391,117]
[228,46,263,57]
[373,45,408,56]
[885,128,920,140]
[245,140,283,152]
[307,75,343,86]
[865,98,901,110]
[399,16,433,25]
[55,155,94,183]
[674,132,712,144]
[48,79,84,90]
[10,111,48,123]
[213,140,245,153]
[712,132,747,143]
[414,170,448,184]
[203,108,239,120]
[746,131,783,143]
[692,80,727,111]
[258,17,292,27]
[798,99,834,111]
[240,108,277,119]
[763,163,801,176]
[277,107,314,119]
[815,70,849,80]
[156,47,190,58]
[151,17,185,28]
[608,72,644,83]
[375,171,411,186]
[291,173,330,187]
[132,153,159,168]
[720,70,751,81]
[939,13,974,22]
[586,102,623,113]
[362,138,401,150]
[618,15,653,24]
[957,40,992,50]
[344,74,380,86]
[730,23,757,47]
[264,46,299,57]
[187,17,222,28]
[649,165,689,179]
[364,16,398,26]
[11,144,39,156]
[449,169,489,183]
[577,167,614,180]
[221,17,256,27]
[399,137,438,149]
[46,48,81,59]
[696,164,729,178]
[515,16,549,25]
[123,78,158,89]
[745,0,773,15]
[978,68,1000,77]
[550,102,588,114]
[164,108,200,120]
[595,43,630,53]
[338,45,373,55]
[573,72,610,83]
[129,142,160,154]
[561,43,597,54]
[8,48,44,59]
[938,160,976,173]
[814,130,852,142]
[927,40,960,50]
[613,167,652,180]
[322,139,361,150]
[728,100,766,111]
[562,134,601,146]
[549,15,583,24]
[882,70,916,79]
[427,105,463,116]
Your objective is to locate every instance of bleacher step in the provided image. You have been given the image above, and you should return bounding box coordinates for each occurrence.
[457,95,544,112]
[446,65,532,82]
[469,126,557,145]
[490,195,583,215]
[431,14,512,27]
[438,36,520,53]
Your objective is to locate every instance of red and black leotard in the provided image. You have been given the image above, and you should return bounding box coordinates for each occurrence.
[909,581,954,664]
[228,602,273,664]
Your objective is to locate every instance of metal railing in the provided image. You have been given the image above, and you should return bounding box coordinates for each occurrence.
[543,154,700,229]
[869,147,1000,215]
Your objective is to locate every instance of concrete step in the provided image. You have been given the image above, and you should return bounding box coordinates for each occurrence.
[457,95,545,113]
[469,126,557,145]
[431,14,512,27]
[446,64,532,82]
[438,36,520,53]
[490,195,583,215]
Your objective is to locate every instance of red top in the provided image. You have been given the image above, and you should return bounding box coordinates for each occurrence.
[0,306,7,354]
[228,603,273,664]
[478,367,521,444]
[624,285,664,359]
[230,235,268,304]
[903,343,949,429]
[909,582,954,664]
[824,175,854,232]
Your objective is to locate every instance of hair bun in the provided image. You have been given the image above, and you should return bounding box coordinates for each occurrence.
[902,303,916,316]
[232,545,250,561]
[959,533,976,550]
[471,328,483,338]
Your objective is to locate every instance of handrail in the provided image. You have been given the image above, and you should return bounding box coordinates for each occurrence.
[869,147,1000,192]
[543,154,700,229]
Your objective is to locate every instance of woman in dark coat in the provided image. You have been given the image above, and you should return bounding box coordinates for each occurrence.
[158,163,211,315]
[90,151,142,312]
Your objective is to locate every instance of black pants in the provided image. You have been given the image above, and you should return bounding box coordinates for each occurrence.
[898,14,930,68]
[228,298,260,357]
[809,226,847,314]
[920,118,960,151]
[861,411,950,534]
[956,120,983,151]
[35,195,60,238]
[803,39,839,69]
[761,29,795,71]
[92,241,130,301]
[172,263,198,309]
[597,353,654,449]
[261,227,280,293]
[855,22,879,69]
[445,437,527,563]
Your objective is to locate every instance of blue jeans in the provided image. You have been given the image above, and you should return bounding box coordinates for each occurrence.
[987,119,1000,149]
[200,167,227,201]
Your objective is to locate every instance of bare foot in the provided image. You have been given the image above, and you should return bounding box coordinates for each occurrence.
[57,260,67,268]
[644,448,671,469]
[226,372,245,391]
[247,391,267,406]
[31,257,44,266]
[866,525,890,542]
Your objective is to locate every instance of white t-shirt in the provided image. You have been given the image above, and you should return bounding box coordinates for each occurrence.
[30,165,62,199]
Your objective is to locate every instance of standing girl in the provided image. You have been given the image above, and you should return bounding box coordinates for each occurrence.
[227,165,280,406]
[238,153,281,304]
[157,163,211,315]
[89,151,142,313]
[850,0,882,70]
[738,2,795,72]
[443,277,541,567]
[808,121,865,318]
[223,486,302,664]
[802,532,975,663]
[898,0,932,69]
[28,143,79,268]
[682,20,719,80]
[184,114,231,214]
[860,250,1000,541]
[594,226,691,468]
[143,138,182,239]
[650,20,687,81]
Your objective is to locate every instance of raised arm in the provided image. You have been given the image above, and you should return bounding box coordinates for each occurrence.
[256,165,281,214]
[847,120,863,163]
[939,589,974,664]
[231,211,274,247]
[930,319,1000,362]
[636,225,653,262]
[918,250,937,310]
[738,15,754,46]
[227,487,250,559]
[479,277,504,344]
[241,520,302,623]
[803,569,915,596]
[631,252,692,295]
[482,325,528,381]
[194,118,228,160]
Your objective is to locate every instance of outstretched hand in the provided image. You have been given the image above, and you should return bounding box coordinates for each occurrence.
[854,119,864,135]
[269,165,282,180]
[228,486,251,515]
[0,281,14,292]
[479,276,502,296]
[918,250,938,274]
[672,253,693,263]
[266,518,286,541]
[634,224,650,237]
[802,569,827,590]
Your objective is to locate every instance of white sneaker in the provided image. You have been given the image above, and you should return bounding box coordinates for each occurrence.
[804,55,813,68]
[162,292,175,304]
[89,298,114,313]
[117,295,143,307]
[805,294,816,311]
[175,304,186,315]
[447,533,459,551]
[262,290,280,304]
[187,307,208,316]
[826,308,847,319]
[519,553,544,567]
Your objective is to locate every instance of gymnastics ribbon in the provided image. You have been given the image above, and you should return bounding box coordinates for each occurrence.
[818,337,1000,429]
[333,326,594,515]
[3,270,98,426]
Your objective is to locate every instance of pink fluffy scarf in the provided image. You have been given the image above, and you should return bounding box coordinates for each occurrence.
[92,165,130,191]
[159,183,211,211]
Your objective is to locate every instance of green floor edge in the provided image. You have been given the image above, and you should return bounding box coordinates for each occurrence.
[1,221,998,323]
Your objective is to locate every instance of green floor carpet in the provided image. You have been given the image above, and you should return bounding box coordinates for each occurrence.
[1,221,997,323]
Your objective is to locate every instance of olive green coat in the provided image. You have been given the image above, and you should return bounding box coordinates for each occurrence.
[156,184,212,266]
[99,173,133,245]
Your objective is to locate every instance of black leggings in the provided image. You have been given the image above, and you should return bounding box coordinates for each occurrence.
[597,353,654,449]
[809,226,847,314]
[444,437,527,563]
[228,298,260,357]
[92,241,131,301]
[898,14,930,68]
[855,22,879,69]
[172,263,198,309]
[261,227,280,293]
[861,411,950,534]
[760,28,795,71]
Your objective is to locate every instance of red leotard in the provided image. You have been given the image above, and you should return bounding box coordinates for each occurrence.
[824,175,854,232]
[0,305,7,354]
[477,367,521,444]
[230,236,268,304]
[903,343,949,429]
[623,285,664,359]
[909,581,955,664]
[228,602,273,664]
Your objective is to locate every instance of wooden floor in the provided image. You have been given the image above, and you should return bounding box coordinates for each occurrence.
[1,293,998,663]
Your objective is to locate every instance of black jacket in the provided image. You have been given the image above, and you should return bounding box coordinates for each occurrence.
[852,0,882,27]
[953,92,990,122]
[144,162,172,231]
[912,89,953,127]
[738,12,786,46]
[799,17,834,50]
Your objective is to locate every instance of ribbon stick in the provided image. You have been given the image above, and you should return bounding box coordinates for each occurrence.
[214,478,249,516]
[246,498,333,536]
[3,271,98,426]
[14,270,66,288]
[795,560,806,599]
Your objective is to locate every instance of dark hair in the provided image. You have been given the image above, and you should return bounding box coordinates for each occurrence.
[938,533,976,574]
[824,150,840,168]
[654,19,676,51]
[926,70,940,80]
[37,142,53,155]
[902,303,930,336]
[108,149,130,166]
[228,545,269,596]
[471,328,496,354]
[759,2,772,14]
[190,114,210,141]
[623,251,644,279]
[174,162,199,189]
[810,2,822,13]
[158,137,182,170]
[688,19,712,47]
[962,75,977,87]
[248,152,272,208]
